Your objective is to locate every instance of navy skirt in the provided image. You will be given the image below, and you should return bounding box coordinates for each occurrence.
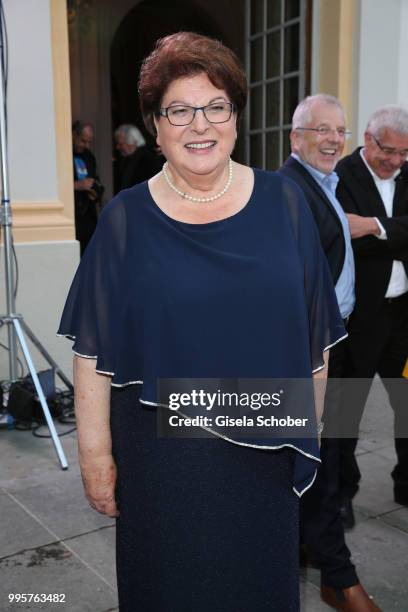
[111,386,300,612]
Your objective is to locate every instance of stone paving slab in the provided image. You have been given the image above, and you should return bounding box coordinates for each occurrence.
[0,430,79,492]
[345,519,408,612]
[0,541,118,612]
[351,506,372,528]
[355,376,394,453]
[353,451,400,517]
[375,444,399,462]
[356,437,394,455]
[0,491,55,558]
[65,526,117,589]
[378,506,408,534]
[9,476,114,541]
[363,385,393,430]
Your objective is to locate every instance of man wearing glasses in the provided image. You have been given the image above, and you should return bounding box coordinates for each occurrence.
[336,106,408,528]
[279,94,380,612]
[279,94,379,612]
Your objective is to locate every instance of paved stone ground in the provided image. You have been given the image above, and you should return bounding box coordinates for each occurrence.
[0,377,407,611]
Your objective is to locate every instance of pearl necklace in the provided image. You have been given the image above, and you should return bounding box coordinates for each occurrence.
[162,159,233,203]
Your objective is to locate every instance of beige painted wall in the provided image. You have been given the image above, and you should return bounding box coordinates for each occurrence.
[0,1,78,384]
[1,0,75,244]
[313,0,360,152]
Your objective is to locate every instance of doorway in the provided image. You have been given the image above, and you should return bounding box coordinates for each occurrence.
[111,0,225,148]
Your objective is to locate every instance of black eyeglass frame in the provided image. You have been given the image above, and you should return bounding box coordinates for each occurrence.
[371,135,408,158]
[295,126,352,139]
[157,102,235,126]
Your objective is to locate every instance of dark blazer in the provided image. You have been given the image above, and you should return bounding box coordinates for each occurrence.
[336,147,408,324]
[278,156,346,284]
[73,148,104,253]
[113,145,163,194]
[73,148,104,213]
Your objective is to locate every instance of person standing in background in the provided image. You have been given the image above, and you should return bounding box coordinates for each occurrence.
[113,124,162,193]
[279,94,380,612]
[336,105,408,521]
[72,120,104,257]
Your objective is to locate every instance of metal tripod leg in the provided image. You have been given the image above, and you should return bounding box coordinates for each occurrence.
[12,318,68,470]
[20,319,73,391]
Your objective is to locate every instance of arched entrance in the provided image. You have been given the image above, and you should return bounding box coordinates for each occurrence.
[68,0,245,198]
[111,0,225,146]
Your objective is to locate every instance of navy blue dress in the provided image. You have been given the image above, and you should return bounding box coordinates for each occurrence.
[59,169,345,611]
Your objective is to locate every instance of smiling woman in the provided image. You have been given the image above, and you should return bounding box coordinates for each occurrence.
[152,72,238,203]
[58,32,345,612]
[138,32,250,222]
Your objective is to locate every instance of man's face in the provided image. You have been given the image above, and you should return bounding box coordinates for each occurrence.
[290,101,346,174]
[115,133,137,157]
[73,126,94,154]
[363,128,408,179]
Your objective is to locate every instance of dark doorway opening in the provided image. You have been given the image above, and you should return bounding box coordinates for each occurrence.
[110,0,226,150]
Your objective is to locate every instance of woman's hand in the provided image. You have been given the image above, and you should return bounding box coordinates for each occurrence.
[80,453,119,518]
[73,356,117,517]
[313,350,329,448]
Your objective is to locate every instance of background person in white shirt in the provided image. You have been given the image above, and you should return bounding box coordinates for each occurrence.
[336,105,408,520]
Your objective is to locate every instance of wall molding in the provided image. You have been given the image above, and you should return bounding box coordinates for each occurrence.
[7,200,74,242]
[49,0,75,240]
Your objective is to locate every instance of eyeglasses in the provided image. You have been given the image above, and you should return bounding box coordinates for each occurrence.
[158,102,235,126]
[295,126,352,139]
[371,135,408,158]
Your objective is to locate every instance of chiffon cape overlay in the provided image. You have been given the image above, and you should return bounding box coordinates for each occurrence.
[58,168,346,496]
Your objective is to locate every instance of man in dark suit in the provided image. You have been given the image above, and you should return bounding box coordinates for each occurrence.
[113,124,162,194]
[336,105,408,516]
[72,121,104,257]
[279,94,380,612]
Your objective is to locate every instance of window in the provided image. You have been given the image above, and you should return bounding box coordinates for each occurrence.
[245,0,308,169]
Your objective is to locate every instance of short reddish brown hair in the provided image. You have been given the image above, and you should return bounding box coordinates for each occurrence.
[138,32,247,136]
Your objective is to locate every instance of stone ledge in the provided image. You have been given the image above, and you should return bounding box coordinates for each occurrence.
[1,201,75,242]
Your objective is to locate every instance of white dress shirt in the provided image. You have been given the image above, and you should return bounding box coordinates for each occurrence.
[360,149,408,297]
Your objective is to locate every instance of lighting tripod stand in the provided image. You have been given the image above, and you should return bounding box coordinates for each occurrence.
[0,6,69,469]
